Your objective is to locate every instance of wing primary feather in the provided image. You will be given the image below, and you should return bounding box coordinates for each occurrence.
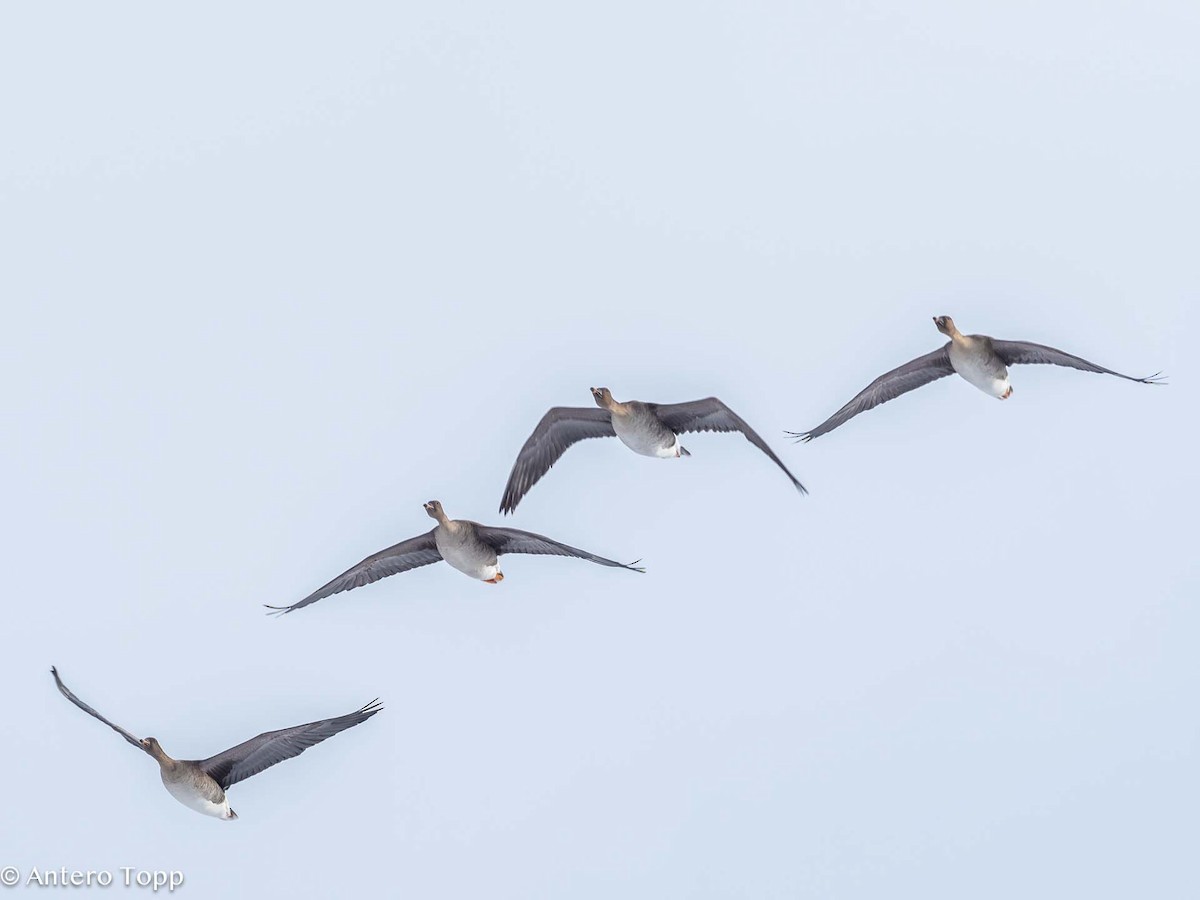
[50,666,147,753]
[477,525,646,572]
[990,340,1166,384]
[649,397,807,493]
[788,346,955,441]
[198,699,384,790]
[266,531,441,615]
[498,407,615,514]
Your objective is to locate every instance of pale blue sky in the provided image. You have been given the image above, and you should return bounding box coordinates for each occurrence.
[1,2,1196,897]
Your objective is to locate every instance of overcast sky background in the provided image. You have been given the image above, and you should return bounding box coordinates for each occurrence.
[1,2,1196,897]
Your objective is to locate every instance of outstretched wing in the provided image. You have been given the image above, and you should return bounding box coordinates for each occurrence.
[51,667,147,753]
[650,397,806,494]
[474,525,645,572]
[198,700,383,790]
[990,340,1165,384]
[789,346,955,441]
[267,531,441,615]
[499,407,616,514]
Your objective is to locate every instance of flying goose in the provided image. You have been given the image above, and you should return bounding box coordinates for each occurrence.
[499,388,806,514]
[267,500,645,615]
[789,316,1164,441]
[50,666,381,820]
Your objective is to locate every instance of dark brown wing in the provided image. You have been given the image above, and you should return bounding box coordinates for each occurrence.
[51,667,148,754]
[474,525,645,572]
[788,346,955,441]
[197,700,383,790]
[266,531,441,615]
[499,407,616,514]
[990,340,1165,383]
[650,397,806,494]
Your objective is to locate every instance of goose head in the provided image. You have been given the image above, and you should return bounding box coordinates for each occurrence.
[590,387,614,409]
[140,737,169,761]
[933,315,959,337]
[423,500,447,523]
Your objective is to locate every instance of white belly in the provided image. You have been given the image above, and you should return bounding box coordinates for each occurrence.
[163,777,233,820]
[612,417,680,458]
[951,352,1011,398]
[653,434,684,459]
[437,538,500,581]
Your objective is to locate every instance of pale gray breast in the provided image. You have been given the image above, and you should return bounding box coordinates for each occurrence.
[163,762,226,804]
[613,402,676,454]
[434,522,498,567]
[950,335,1008,378]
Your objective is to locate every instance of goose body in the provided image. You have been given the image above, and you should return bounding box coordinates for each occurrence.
[610,402,685,458]
[947,333,1013,399]
[161,765,235,820]
[434,519,504,583]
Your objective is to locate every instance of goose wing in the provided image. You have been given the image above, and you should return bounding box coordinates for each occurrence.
[51,667,147,754]
[650,397,806,493]
[474,525,645,572]
[267,531,441,615]
[788,346,955,441]
[990,340,1164,383]
[198,700,383,790]
[499,407,616,514]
